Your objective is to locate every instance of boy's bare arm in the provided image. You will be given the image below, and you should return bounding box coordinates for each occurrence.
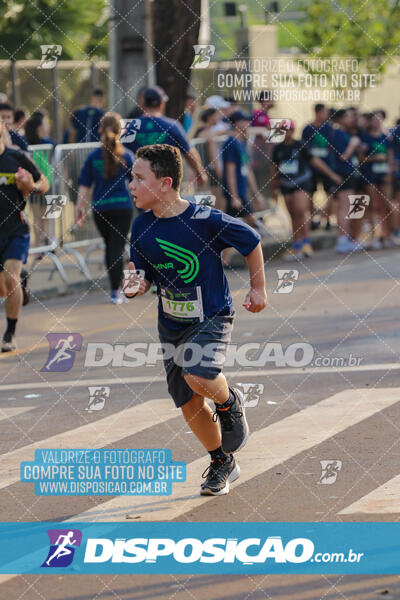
[243,242,268,313]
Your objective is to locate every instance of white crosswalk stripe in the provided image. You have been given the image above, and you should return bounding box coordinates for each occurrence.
[339,474,400,514]
[69,387,400,522]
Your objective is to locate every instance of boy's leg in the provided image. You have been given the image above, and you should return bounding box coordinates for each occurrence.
[184,372,249,454]
[180,393,222,451]
[183,372,229,405]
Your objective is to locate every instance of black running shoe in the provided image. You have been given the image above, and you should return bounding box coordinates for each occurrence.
[20,269,30,306]
[213,387,249,454]
[200,455,240,496]
[1,332,16,353]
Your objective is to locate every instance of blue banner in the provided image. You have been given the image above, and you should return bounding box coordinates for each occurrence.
[0,522,399,574]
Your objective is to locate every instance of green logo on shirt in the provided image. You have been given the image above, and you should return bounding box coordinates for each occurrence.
[156,238,199,283]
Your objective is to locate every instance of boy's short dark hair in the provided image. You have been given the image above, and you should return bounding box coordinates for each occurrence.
[136,144,183,190]
[335,108,347,121]
[14,108,26,122]
[314,103,325,113]
[0,103,13,112]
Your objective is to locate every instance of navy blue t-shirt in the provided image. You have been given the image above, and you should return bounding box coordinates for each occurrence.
[391,126,400,178]
[130,201,260,330]
[10,130,28,152]
[122,116,190,155]
[301,122,333,170]
[73,107,105,143]
[360,131,391,183]
[78,147,134,212]
[331,128,359,176]
[222,137,248,201]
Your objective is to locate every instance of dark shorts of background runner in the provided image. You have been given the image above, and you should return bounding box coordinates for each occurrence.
[281,182,314,196]
[158,312,235,408]
[331,175,360,195]
[0,225,30,271]
[311,172,334,194]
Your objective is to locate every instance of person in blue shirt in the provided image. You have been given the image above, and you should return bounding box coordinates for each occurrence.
[76,112,135,304]
[360,111,397,248]
[127,143,267,496]
[221,110,265,266]
[302,103,334,229]
[72,89,105,143]
[330,109,363,253]
[390,118,400,242]
[121,86,207,186]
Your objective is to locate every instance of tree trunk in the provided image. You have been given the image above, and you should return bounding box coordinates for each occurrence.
[152,0,201,122]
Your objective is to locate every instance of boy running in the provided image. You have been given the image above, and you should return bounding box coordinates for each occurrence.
[127,144,267,496]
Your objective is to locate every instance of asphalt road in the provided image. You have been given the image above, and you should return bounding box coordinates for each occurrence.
[0,247,400,599]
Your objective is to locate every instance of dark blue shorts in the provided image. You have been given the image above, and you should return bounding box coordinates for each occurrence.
[0,227,30,271]
[158,313,235,408]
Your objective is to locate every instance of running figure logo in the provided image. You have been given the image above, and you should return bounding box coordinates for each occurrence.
[266,119,292,143]
[191,45,215,69]
[346,195,370,219]
[120,118,142,143]
[37,45,62,69]
[317,460,342,484]
[42,195,67,219]
[236,383,264,408]
[41,333,82,372]
[274,269,299,294]
[194,194,216,207]
[122,269,145,296]
[41,529,82,567]
[86,386,110,412]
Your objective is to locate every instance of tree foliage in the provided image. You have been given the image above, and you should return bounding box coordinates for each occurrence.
[302,0,400,72]
[0,0,108,60]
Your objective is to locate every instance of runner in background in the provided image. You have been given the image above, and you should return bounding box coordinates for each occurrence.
[193,108,224,211]
[122,87,207,187]
[76,112,135,305]
[251,91,275,200]
[301,104,334,230]
[330,109,363,253]
[24,111,56,252]
[0,122,49,351]
[271,121,342,261]
[71,89,105,143]
[360,111,397,248]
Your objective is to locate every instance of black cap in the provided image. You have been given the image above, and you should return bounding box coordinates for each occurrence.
[229,110,252,124]
[143,86,169,108]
